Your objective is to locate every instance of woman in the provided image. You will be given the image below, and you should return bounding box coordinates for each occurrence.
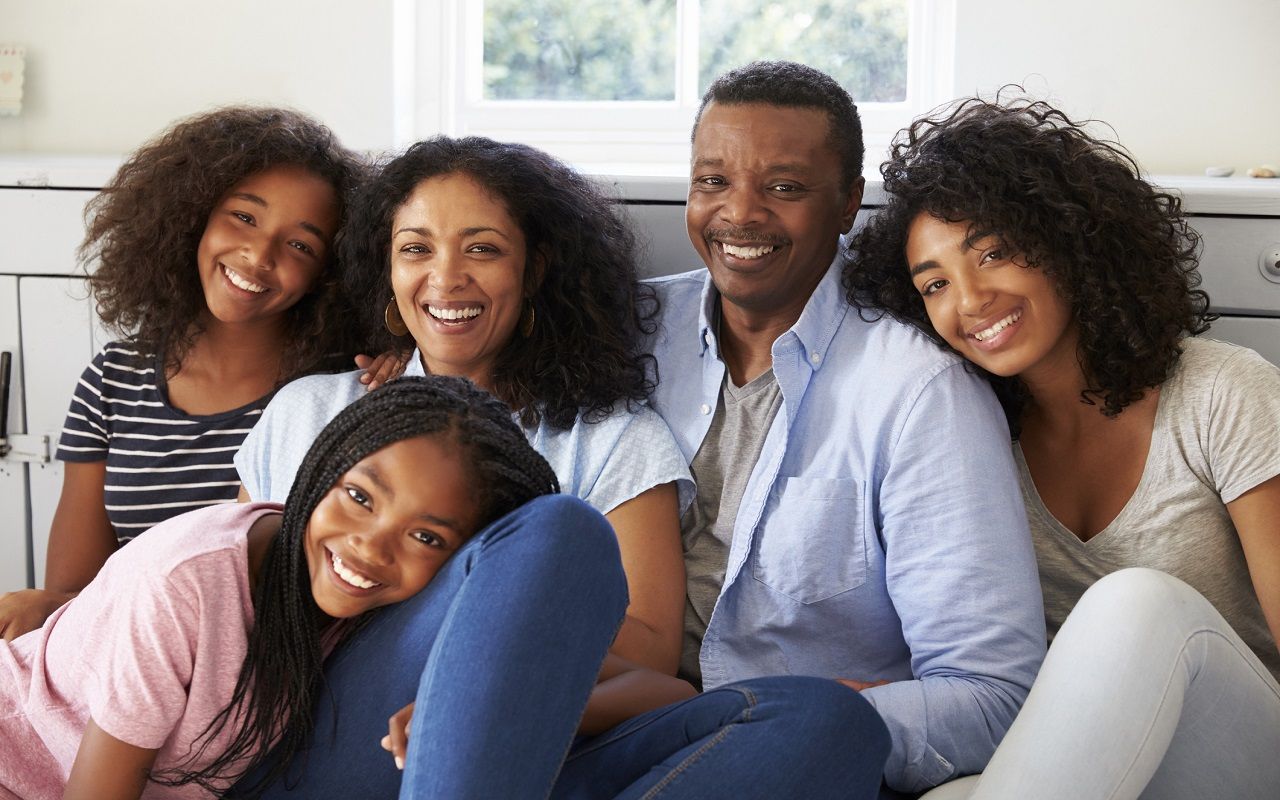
[845,96,1280,798]
[237,136,891,799]
[2,376,628,800]
[237,136,689,676]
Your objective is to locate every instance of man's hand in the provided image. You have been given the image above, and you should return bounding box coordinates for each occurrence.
[380,701,415,770]
[0,588,72,641]
[835,678,890,692]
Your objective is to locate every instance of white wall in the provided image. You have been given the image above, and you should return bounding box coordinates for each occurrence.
[952,0,1280,175]
[0,0,398,154]
[0,0,1276,175]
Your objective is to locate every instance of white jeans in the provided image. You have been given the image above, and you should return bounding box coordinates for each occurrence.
[920,568,1280,800]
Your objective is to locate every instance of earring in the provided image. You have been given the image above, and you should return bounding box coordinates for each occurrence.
[384,300,409,337]
[519,299,536,338]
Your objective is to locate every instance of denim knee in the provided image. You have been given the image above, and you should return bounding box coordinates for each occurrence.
[484,493,628,610]
[726,675,891,757]
[482,494,617,560]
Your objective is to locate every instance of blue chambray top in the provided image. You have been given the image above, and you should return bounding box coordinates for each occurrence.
[234,355,693,516]
[646,257,1046,793]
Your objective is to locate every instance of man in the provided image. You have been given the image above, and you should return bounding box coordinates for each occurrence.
[644,61,1046,794]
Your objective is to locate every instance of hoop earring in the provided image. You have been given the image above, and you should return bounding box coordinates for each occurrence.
[384,300,409,337]
[519,299,536,338]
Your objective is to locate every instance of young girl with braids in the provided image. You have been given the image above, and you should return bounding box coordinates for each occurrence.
[0,376,630,800]
[0,107,365,641]
[845,96,1280,799]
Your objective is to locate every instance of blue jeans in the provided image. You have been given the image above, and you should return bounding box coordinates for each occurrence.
[553,676,891,800]
[235,494,628,800]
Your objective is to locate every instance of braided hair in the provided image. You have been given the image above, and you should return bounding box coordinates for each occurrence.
[155,375,559,794]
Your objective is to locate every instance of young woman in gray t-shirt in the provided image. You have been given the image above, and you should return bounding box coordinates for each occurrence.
[845,95,1280,799]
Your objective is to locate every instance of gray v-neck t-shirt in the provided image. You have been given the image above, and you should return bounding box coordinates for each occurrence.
[1019,337,1280,680]
[679,368,783,684]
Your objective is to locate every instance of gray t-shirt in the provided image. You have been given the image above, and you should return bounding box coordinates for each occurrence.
[678,368,782,684]
[1020,337,1280,680]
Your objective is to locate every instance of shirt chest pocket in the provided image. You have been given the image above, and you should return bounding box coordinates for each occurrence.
[751,477,868,604]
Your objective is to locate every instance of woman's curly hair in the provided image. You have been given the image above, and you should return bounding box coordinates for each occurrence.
[343,135,659,430]
[81,106,366,380]
[843,93,1212,428]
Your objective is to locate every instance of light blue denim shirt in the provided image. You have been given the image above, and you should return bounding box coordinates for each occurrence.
[235,355,693,516]
[647,259,1046,793]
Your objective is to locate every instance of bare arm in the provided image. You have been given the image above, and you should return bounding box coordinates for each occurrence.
[579,653,697,735]
[45,460,117,594]
[603,482,685,675]
[65,717,158,800]
[1228,473,1280,654]
[0,461,115,640]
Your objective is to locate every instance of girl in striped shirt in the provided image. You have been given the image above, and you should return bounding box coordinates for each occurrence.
[0,106,364,640]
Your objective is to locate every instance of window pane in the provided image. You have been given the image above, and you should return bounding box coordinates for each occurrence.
[483,0,678,101]
[699,0,908,103]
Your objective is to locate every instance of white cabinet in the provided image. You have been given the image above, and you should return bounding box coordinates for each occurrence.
[0,182,99,593]
[19,277,98,589]
[0,276,31,592]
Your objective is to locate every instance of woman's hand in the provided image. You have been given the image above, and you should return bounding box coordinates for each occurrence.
[835,678,891,692]
[0,588,73,641]
[380,701,415,770]
[356,350,412,392]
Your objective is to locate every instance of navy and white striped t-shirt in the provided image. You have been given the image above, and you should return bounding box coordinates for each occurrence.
[56,341,271,543]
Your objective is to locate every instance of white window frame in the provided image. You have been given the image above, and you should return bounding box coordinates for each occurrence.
[397,0,954,176]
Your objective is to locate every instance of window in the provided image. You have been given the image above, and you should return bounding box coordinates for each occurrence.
[402,0,954,175]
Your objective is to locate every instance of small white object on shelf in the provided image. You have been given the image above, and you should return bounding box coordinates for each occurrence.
[0,45,24,116]
[1204,166,1235,178]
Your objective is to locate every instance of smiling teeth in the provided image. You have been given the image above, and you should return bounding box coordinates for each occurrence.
[332,552,380,589]
[428,305,482,321]
[223,265,267,293]
[973,310,1022,341]
[721,243,777,259]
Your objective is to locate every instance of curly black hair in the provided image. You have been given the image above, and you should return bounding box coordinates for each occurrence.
[844,93,1212,428]
[343,135,659,430]
[81,106,367,380]
[694,60,864,188]
[158,375,559,795]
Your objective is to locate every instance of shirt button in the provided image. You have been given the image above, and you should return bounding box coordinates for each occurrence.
[704,331,714,346]
[700,403,712,415]
[810,352,822,364]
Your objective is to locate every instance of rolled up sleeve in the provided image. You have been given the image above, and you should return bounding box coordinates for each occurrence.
[863,364,1046,792]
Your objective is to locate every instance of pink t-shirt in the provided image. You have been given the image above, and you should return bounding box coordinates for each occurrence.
[0,502,280,799]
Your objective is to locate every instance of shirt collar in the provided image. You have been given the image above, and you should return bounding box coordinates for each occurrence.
[787,251,850,371]
[695,250,850,370]
[406,352,428,377]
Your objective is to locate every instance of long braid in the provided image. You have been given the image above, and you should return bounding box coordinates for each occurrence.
[153,376,557,795]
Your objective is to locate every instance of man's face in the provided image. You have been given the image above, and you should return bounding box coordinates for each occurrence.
[686,101,862,320]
